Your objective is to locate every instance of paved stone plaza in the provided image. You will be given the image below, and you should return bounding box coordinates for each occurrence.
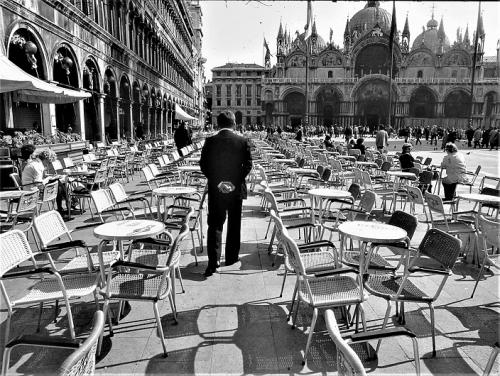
[1,144,498,375]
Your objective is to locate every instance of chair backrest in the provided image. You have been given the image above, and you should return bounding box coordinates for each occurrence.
[424,192,445,217]
[321,168,332,182]
[90,189,115,214]
[407,186,425,206]
[9,173,22,190]
[0,229,35,278]
[16,189,39,214]
[57,311,105,376]
[316,165,325,177]
[325,309,367,376]
[417,228,461,270]
[263,189,279,213]
[418,171,433,185]
[141,166,155,182]
[380,161,392,172]
[423,157,432,166]
[92,169,108,186]
[166,223,191,267]
[347,183,361,201]
[82,154,91,162]
[109,182,128,203]
[358,190,376,213]
[330,159,342,172]
[478,215,500,249]
[41,180,59,203]
[348,149,361,157]
[149,163,161,177]
[388,210,418,240]
[34,210,70,248]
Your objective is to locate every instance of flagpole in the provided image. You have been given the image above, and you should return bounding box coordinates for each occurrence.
[469,1,481,128]
[387,0,395,130]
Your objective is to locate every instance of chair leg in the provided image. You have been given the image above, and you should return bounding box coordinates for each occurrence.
[292,299,301,329]
[279,269,287,298]
[176,266,185,293]
[190,231,198,266]
[483,345,500,376]
[167,294,178,324]
[429,303,436,357]
[302,307,318,365]
[287,284,298,322]
[471,250,487,298]
[264,216,272,238]
[376,301,392,353]
[267,227,276,255]
[98,299,110,356]
[36,301,44,333]
[153,302,168,357]
[411,337,421,376]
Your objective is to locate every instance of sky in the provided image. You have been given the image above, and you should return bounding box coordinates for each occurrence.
[199,0,499,80]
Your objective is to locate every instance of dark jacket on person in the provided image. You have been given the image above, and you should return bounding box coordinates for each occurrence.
[200,129,253,199]
[399,153,415,171]
[174,125,190,150]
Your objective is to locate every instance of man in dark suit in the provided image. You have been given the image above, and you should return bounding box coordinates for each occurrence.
[199,111,253,277]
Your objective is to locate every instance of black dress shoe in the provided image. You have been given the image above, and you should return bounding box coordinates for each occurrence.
[204,265,219,277]
[225,258,240,267]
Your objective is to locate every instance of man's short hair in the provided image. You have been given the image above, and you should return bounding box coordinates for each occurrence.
[20,144,36,160]
[217,111,235,129]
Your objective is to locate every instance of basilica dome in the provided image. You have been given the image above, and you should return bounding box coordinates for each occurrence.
[411,17,450,54]
[349,1,391,35]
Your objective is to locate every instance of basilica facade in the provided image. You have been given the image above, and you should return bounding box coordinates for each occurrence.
[261,0,499,132]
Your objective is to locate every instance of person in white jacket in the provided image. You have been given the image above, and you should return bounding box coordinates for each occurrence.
[440,142,467,201]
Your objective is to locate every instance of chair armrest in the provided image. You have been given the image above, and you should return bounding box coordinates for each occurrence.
[298,240,336,251]
[112,259,166,272]
[131,237,172,247]
[349,327,416,343]
[42,240,87,252]
[5,335,81,349]
[286,222,316,230]
[314,267,357,277]
[120,197,150,205]
[2,267,54,279]
[277,198,306,205]
[408,266,450,275]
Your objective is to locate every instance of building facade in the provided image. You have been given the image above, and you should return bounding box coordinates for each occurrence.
[259,1,499,132]
[210,63,264,127]
[0,0,205,141]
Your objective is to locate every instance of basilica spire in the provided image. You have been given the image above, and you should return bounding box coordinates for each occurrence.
[437,16,445,41]
[463,24,470,46]
[402,13,410,39]
[277,21,283,39]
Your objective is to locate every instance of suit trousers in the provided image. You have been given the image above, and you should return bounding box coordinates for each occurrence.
[206,191,243,268]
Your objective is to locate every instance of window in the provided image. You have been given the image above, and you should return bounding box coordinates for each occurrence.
[247,111,251,114]
[226,99,231,106]
[328,70,333,78]
[256,98,261,106]
[417,70,423,78]
[215,72,221,77]
[226,85,231,97]
[246,85,252,97]
[236,85,242,97]
[216,99,221,106]
[246,99,252,106]
[236,71,241,77]
[237,99,241,106]
[246,116,251,124]
[451,70,457,78]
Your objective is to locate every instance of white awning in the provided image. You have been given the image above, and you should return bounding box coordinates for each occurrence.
[175,104,197,121]
[0,54,91,104]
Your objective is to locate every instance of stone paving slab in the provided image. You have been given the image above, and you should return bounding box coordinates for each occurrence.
[1,170,498,375]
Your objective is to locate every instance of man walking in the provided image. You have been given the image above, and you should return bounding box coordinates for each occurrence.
[375,125,389,153]
[200,111,253,277]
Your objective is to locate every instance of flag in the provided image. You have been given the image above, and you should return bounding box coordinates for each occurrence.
[263,38,269,50]
[329,28,333,43]
[388,0,397,54]
[304,0,313,39]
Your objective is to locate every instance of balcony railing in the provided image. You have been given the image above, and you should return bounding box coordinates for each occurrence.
[261,76,499,85]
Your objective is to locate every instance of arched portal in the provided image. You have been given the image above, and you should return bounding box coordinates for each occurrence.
[316,86,341,127]
[484,91,497,117]
[53,45,79,133]
[354,78,397,132]
[103,69,117,141]
[82,58,101,141]
[444,90,470,118]
[119,75,131,140]
[354,44,396,78]
[7,29,47,131]
[283,91,306,129]
[235,111,243,125]
[265,103,274,126]
[409,86,436,118]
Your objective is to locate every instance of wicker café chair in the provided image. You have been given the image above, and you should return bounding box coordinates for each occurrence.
[38,179,59,213]
[1,311,104,376]
[324,309,421,376]
[98,225,191,357]
[109,182,154,219]
[0,189,39,241]
[269,210,341,302]
[364,228,462,356]
[471,215,500,298]
[0,230,98,346]
[33,210,119,273]
[278,224,367,365]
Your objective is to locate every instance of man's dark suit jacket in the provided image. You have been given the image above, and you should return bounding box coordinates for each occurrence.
[199,129,253,199]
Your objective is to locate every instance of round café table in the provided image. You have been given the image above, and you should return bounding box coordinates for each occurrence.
[338,221,407,275]
[387,171,418,180]
[457,193,500,206]
[153,186,197,221]
[309,188,353,236]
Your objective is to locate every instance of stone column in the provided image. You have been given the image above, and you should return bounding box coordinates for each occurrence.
[98,94,105,141]
[78,100,86,140]
[3,94,14,129]
[115,98,121,141]
[128,100,133,140]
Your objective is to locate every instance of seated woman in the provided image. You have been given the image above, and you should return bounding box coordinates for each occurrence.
[399,143,415,171]
[352,138,366,155]
[21,144,69,213]
[441,142,467,201]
